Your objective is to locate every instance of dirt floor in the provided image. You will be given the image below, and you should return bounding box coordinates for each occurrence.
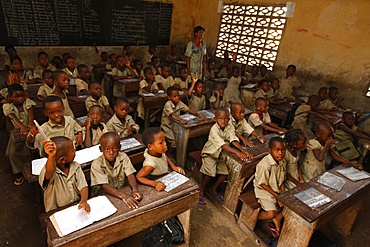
[0,127,369,247]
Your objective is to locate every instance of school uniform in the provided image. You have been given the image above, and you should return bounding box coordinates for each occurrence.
[248,111,272,136]
[155,75,175,90]
[266,88,284,100]
[291,104,314,139]
[75,78,89,95]
[224,76,242,104]
[161,100,189,147]
[143,148,169,176]
[124,53,136,63]
[253,154,286,211]
[39,161,87,212]
[279,75,300,99]
[142,51,153,66]
[217,67,228,78]
[174,76,191,89]
[252,88,268,110]
[334,123,360,160]
[84,123,107,146]
[30,116,83,157]
[245,72,261,82]
[316,99,337,110]
[85,95,110,112]
[284,150,301,190]
[209,95,229,108]
[133,69,144,79]
[37,83,55,99]
[62,68,78,79]
[33,64,57,79]
[91,152,136,189]
[3,99,36,174]
[200,122,238,177]
[52,91,74,118]
[106,113,139,138]
[188,94,206,111]
[0,82,28,98]
[301,139,329,181]
[231,116,255,138]
[150,65,162,75]
[137,79,159,120]
[112,67,131,97]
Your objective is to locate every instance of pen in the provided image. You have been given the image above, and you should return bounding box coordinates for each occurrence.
[33,120,49,141]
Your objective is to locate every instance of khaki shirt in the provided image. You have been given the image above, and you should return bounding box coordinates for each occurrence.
[155,75,175,90]
[39,161,87,212]
[85,95,109,111]
[33,64,57,79]
[106,113,139,138]
[31,116,83,157]
[253,88,268,102]
[217,67,228,78]
[245,72,261,82]
[85,123,107,146]
[266,88,284,100]
[301,139,328,181]
[90,153,136,188]
[188,94,206,111]
[292,104,311,124]
[334,123,357,143]
[248,112,271,136]
[75,78,89,94]
[254,154,286,197]
[279,75,300,99]
[37,83,55,98]
[231,116,254,137]
[142,51,153,66]
[284,150,300,190]
[0,82,28,98]
[62,68,78,79]
[316,99,337,110]
[201,122,239,159]
[3,99,36,127]
[133,69,144,78]
[139,79,159,94]
[143,148,169,176]
[209,95,229,108]
[161,100,189,136]
[174,76,191,89]
[112,67,130,77]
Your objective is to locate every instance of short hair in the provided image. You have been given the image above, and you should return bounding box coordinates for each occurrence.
[10,55,22,64]
[318,87,327,93]
[151,56,159,62]
[315,121,333,134]
[213,81,224,90]
[167,86,179,96]
[65,56,74,62]
[149,45,157,50]
[133,59,141,65]
[51,70,67,81]
[307,95,320,105]
[194,25,205,35]
[342,111,354,119]
[269,137,285,148]
[88,81,100,89]
[287,64,296,71]
[51,136,72,160]
[329,86,338,94]
[101,51,108,55]
[270,78,279,83]
[38,51,48,58]
[89,104,104,114]
[285,129,305,146]
[142,127,162,147]
[77,64,88,73]
[42,69,52,79]
[161,63,170,69]
[115,96,130,106]
[178,67,186,74]
[42,95,63,109]
[215,107,230,117]
[230,102,244,113]
[109,53,116,59]
[4,45,16,52]
[99,132,120,145]
[258,79,269,87]
[232,66,239,71]
[255,97,268,107]
[8,84,24,96]
[144,67,153,74]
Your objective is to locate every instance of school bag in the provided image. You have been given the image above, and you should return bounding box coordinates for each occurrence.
[142,217,184,247]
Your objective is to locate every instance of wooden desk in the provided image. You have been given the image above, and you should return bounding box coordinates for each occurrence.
[172,111,215,168]
[239,85,258,110]
[277,165,370,247]
[27,82,42,99]
[116,78,140,94]
[10,128,27,143]
[222,134,278,218]
[46,179,199,247]
[268,102,292,126]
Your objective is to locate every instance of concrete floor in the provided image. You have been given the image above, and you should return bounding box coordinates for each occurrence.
[0,127,369,247]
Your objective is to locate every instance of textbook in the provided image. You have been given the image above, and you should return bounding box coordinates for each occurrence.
[337,167,370,182]
[294,188,331,209]
[50,196,117,237]
[317,172,346,191]
[156,171,189,192]
[120,138,143,151]
[198,110,215,119]
[179,113,197,121]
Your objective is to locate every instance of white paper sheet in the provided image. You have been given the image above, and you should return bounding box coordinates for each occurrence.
[120,138,142,151]
[156,171,189,192]
[32,158,47,175]
[74,145,102,164]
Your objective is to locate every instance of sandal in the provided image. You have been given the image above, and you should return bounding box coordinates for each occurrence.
[267,222,280,238]
[199,196,206,205]
[217,193,224,202]
[14,177,24,186]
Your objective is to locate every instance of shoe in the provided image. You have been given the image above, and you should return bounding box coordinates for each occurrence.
[14,177,24,186]
[199,196,206,205]
[267,222,280,238]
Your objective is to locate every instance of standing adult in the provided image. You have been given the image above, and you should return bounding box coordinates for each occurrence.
[185,26,207,80]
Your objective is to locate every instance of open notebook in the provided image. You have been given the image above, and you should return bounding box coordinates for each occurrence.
[156,171,189,192]
[50,196,117,237]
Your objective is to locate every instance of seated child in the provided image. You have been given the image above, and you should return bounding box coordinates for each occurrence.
[0,70,29,102]
[150,56,161,75]
[143,45,157,66]
[155,64,175,91]
[209,81,228,109]
[284,129,306,190]
[223,66,242,104]
[328,86,344,109]
[33,51,57,81]
[301,122,363,181]
[161,86,205,152]
[123,46,136,63]
[51,56,64,69]
[106,97,139,138]
[39,137,89,212]
[334,111,370,160]
[174,67,191,92]
[137,67,159,120]
[252,79,270,109]
[279,64,300,100]
[248,98,287,136]
[291,95,330,139]
[205,60,216,81]
[75,64,91,95]
[36,70,54,101]
[199,107,252,205]
[112,55,135,97]
[316,87,337,111]
[136,127,184,191]
[245,65,261,83]
[91,132,142,208]
[132,59,144,79]
[84,105,107,148]
[11,56,34,84]
[260,65,271,80]
[85,81,114,117]
[187,74,206,111]
[165,45,181,77]
[62,56,78,79]
[217,58,231,78]
[51,70,75,118]
[267,78,284,103]
[3,84,36,185]
[26,95,83,157]
[230,102,265,146]
[106,53,117,71]
[254,137,286,236]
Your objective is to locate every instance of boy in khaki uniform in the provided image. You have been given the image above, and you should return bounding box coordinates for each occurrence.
[91,132,142,209]
[39,136,89,212]
[187,75,206,111]
[26,96,83,157]
[33,51,57,81]
[155,65,175,91]
[85,82,114,119]
[316,87,337,111]
[36,70,54,101]
[84,105,107,148]
[254,137,286,237]
[279,64,300,100]
[137,67,159,120]
[75,64,90,95]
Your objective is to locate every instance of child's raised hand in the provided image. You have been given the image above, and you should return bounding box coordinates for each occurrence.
[174,166,185,175]
[43,139,56,157]
[353,163,364,170]
[232,53,237,60]
[132,191,143,201]
[193,73,198,83]
[120,193,139,209]
[78,202,91,213]
[154,181,166,191]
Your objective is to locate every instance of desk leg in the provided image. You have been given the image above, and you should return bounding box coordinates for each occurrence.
[177,209,192,244]
[174,126,190,168]
[144,109,150,129]
[278,208,317,247]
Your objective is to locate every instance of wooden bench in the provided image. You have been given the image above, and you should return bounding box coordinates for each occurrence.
[238,190,261,231]
[188,150,203,185]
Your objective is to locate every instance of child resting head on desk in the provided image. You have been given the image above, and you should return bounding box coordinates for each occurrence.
[199,107,253,205]
[85,81,114,118]
[51,70,75,118]
[106,96,139,138]
[301,122,363,182]
[39,136,90,213]
[90,132,142,209]
[84,105,107,148]
[26,95,83,157]
[254,137,286,237]
[136,127,185,191]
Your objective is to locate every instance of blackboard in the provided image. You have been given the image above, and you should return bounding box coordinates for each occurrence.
[0,0,172,46]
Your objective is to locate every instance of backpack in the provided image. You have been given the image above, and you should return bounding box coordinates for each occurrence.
[285,103,300,126]
[142,217,184,247]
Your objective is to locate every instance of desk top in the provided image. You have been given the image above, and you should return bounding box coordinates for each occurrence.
[46,179,199,245]
[277,165,370,223]
[269,102,293,112]
[116,78,140,84]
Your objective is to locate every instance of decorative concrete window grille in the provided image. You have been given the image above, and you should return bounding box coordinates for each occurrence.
[215,4,287,69]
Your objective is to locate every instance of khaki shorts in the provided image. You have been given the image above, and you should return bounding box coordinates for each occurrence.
[200,154,228,177]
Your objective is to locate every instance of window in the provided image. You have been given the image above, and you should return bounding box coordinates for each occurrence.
[215,4,287,69]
